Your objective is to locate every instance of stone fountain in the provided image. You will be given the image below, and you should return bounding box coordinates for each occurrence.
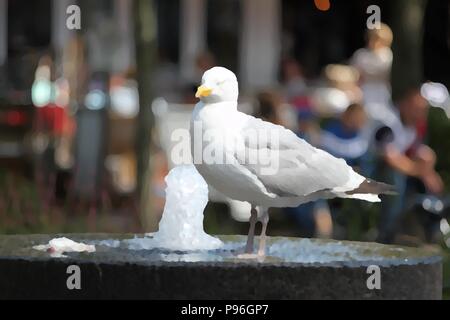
[0,233,443,299]
[0,166,442,299]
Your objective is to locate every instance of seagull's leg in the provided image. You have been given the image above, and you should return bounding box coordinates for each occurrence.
[258,207,269,256]
[245,205,258,254]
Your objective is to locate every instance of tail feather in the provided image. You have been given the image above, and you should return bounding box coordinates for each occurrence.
[346,178,397,196]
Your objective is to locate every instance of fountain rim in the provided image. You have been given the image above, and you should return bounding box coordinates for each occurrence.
[0,233,443,269]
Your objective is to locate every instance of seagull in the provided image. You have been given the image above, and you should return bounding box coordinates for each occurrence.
[190,66,394,257]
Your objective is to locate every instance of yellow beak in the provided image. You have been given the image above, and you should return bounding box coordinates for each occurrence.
[195,85,212,98]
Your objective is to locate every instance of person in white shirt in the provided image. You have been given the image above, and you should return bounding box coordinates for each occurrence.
[351,24,393,120]
[371,87,443,243]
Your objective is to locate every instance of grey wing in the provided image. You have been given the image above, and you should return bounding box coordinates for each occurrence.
[235,115,362,197]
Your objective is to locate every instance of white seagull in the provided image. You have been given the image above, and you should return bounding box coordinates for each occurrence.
[190,67,394,257]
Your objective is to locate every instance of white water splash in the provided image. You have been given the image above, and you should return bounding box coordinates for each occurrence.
[126,165,223,251]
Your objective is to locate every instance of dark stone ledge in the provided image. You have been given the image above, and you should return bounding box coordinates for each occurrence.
[0,233,442,299]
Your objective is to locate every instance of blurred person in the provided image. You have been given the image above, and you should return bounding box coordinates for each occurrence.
[252,90,297,130]
[372,87,444,243]
[319,104,372,239]
[296,109,321,147]
[321,103,369,169]
[324,64,363,105]
[350,23,393,119]
[312,64,362,117]
[299,104,370,239]
[281,57,308,101]
[254,90,285,126]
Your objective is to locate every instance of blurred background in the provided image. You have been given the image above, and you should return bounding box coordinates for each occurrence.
[0,0,449,295]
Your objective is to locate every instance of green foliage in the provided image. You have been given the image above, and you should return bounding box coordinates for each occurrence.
[428,107,450,191]
[443,250,450,300]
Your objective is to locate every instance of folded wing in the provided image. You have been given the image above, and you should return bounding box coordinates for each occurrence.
[234,114,367,198]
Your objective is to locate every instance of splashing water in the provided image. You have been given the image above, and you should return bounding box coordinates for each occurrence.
[127,165,223,251]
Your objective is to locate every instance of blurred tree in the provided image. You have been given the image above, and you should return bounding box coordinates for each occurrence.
[389,0,426,100]
[422,2,450,298]
[134,0,159,231]
[423,0,450,87]
[423,0,450,192]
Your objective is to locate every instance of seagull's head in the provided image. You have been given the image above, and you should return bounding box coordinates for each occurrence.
[196,67,239,103]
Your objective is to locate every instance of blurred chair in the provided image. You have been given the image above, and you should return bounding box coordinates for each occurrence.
[151,98,253,222]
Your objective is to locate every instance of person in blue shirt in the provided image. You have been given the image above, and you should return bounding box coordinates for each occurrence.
[321,103,369,169]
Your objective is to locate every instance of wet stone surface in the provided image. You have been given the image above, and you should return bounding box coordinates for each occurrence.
[0,233,443,299]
